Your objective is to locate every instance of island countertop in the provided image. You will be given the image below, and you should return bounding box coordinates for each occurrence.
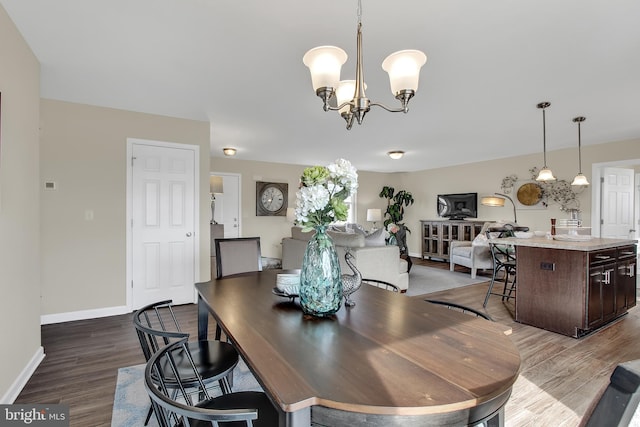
[491,236,636,251]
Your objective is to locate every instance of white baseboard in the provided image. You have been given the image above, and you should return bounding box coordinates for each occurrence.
[1,346,45,404]
[40,305,130,325]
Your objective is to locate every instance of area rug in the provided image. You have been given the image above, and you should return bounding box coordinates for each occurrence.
[111,358,262,427]
[405,264,488,296]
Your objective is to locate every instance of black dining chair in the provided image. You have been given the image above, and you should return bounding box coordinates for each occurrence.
[425,299,493,321]
[133,300,240,425]
[145,337,279,427]
[582,359,640,427]
[362,278,400,293]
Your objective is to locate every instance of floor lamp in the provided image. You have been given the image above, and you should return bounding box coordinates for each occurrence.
[481,193,517,223]
[210,176,224,224]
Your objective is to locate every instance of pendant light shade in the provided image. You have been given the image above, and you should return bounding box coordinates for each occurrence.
[535,102,556,182]
[571,116,590,186]
[536,167,556,181]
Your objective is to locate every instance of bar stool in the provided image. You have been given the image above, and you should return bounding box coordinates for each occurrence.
[483,225,528,307]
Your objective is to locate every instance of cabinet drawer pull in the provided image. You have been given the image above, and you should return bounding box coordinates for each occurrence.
[594,255,612,260]
[590,271,601,277]
[620,251,636,256]
[618,264,636,277]
[603,269,615,284]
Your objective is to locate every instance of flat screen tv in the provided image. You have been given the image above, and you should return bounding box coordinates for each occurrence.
[437,193,478,220]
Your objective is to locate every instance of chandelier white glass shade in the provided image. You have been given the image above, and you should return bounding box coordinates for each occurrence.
[336,80,366,126]
[571,116,589,186]
[303,0,427,130]
[535,102,556,182]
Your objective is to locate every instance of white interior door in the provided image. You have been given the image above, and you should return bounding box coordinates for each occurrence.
[212,173,241,238]
[131,142,196,308]
[601,167,635,239]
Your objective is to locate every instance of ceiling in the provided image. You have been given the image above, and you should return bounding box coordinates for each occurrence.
[2,0,639,172]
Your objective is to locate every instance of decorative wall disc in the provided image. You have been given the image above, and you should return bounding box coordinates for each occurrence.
[517,182,543,206]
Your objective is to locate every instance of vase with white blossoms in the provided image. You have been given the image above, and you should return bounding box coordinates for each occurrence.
[295,159,358,316]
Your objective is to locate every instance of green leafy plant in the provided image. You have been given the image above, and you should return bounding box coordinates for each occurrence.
[379,186,415,231]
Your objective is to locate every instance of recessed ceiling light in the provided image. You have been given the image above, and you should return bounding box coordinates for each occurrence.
[387,150,404,160]
[223,147,237,156]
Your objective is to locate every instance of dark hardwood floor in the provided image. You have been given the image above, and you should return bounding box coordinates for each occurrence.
[14,258,640,426]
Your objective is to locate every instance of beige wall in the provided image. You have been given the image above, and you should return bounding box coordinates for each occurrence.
[39,100,211,315]
[397,139,640,256]
[213,139,639,261]
[0,5,41,401]
[211,158,400,258]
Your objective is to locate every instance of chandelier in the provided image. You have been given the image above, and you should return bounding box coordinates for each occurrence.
[303,0,427,130]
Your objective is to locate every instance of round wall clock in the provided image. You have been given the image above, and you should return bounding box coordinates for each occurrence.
[516,182,543,206]
[256,181,288,216]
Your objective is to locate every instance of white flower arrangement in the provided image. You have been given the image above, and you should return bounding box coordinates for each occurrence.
[386,223,400,234]
[295,159,358,231]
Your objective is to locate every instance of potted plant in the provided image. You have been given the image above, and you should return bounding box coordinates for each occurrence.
[379,186,414,271]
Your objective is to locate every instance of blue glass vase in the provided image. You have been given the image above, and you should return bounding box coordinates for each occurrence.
[300,225,343,316]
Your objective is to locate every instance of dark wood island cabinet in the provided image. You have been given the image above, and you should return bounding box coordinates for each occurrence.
[496,236,637,338]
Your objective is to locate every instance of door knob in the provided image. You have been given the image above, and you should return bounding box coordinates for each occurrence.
[186,232,192,237]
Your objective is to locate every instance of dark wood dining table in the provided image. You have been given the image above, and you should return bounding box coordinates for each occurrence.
[196,270,521,427]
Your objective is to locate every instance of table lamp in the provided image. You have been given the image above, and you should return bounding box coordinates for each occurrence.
[366,208,382,231]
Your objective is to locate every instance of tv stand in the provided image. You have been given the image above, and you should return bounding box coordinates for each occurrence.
[421,219,485,261]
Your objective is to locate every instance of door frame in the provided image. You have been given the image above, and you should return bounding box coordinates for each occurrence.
[211,172,242,237]
[591,158,640,238]
[126,138,201,310]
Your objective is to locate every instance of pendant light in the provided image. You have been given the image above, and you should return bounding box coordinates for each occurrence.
[535,102,556,181]
[571,116,589,186]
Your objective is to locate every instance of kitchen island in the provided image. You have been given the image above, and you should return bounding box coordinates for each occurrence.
[495,236,637,338]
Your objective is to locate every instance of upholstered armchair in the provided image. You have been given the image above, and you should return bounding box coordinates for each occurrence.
[449,222,494,279]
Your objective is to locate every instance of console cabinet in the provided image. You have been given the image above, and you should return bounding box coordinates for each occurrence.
[421,220,485,261]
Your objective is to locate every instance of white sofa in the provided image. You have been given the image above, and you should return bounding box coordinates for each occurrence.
[281,226,409,292]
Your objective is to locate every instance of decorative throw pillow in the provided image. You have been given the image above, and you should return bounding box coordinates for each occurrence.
[350,224,367,237]
[365,228,387,247]
[472,234,489,247]
[329,230,365,247]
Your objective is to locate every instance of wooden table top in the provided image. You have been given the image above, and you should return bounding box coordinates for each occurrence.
[196,270,521,416]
